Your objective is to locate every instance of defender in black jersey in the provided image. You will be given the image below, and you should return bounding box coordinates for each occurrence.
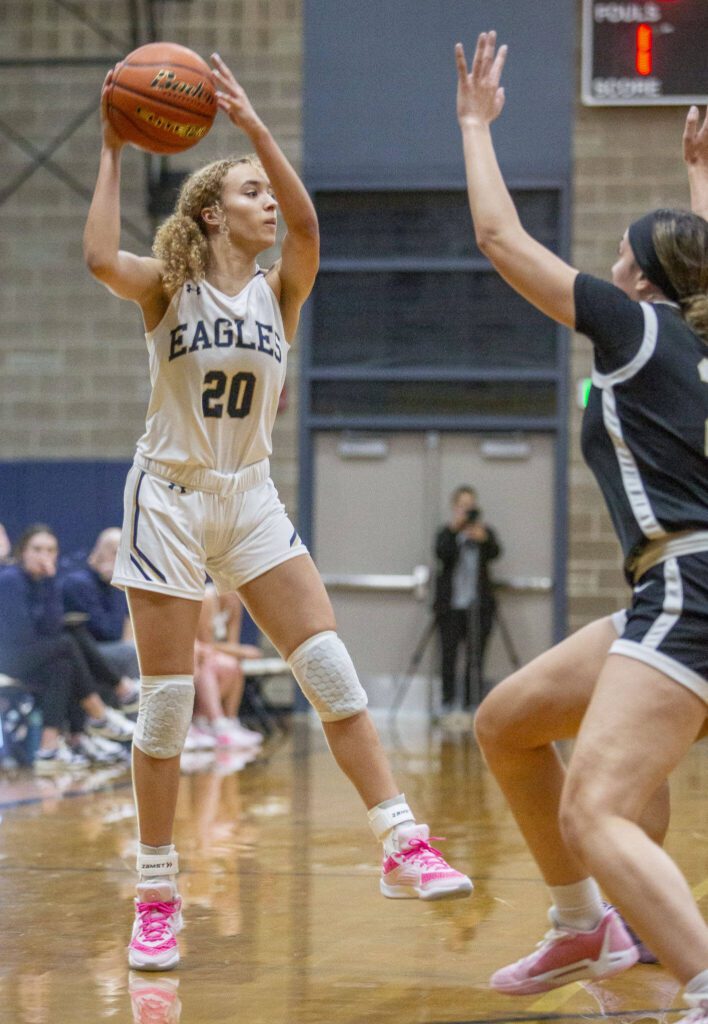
[456,31,708,1013]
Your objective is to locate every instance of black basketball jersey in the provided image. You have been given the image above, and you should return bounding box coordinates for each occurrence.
[576,273,708,575]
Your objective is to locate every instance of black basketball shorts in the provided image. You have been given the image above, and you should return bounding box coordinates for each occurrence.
[610,550,708,705]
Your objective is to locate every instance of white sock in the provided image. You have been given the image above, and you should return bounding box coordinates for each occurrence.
[549,878,603,931]
[685,970,708,995]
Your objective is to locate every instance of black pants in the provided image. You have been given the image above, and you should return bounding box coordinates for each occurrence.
[0,629,116,733]
[67,624,122,707]
[437,603,494,708]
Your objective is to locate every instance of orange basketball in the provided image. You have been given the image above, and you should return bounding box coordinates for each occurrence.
[105,42,217,155]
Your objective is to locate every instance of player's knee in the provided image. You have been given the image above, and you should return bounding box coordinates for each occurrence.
[474,676,521,755]
[134,675,195,759]
[287,631,368,722]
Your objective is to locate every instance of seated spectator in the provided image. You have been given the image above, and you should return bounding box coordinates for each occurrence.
[0,524,135,772]
[187,586,263,754]
[0,522,12,566]
[62,528,140,701]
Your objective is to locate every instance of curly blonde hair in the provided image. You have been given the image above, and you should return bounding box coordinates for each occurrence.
[153,154,265,297]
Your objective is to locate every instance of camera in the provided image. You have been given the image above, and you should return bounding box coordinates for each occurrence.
[465,508,479,524]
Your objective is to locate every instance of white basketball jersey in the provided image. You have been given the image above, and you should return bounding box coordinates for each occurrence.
[136,271,289,474]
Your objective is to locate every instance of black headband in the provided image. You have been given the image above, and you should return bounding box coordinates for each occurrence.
[627,212,680,303]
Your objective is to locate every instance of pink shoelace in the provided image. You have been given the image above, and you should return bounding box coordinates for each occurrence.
[135,901,177,945]
[399,836,450,868]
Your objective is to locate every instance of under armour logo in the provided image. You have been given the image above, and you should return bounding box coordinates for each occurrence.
[168,483,187,494]
[186,284,201,295]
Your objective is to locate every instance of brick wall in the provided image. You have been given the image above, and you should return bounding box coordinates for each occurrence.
[0,0,302,507]
[0,1,694,633]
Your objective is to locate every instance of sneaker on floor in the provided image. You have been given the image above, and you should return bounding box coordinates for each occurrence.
[72,733,129,765]
[179,751,215,774]
[193,716,262,750]
[380,824,473,901]
[212,722,262,751]
[119,681,141,714]
[616,912,660,965]
[88,706,135,743]
[184,724,216,752]
[129,879,183,972]
[213,749,252,775]
[231,719,264,745]
[489,905,639,995]
[34,742,90,774]
[129,972,181,1024]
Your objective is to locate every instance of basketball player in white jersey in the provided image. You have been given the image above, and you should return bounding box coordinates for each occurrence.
[455,32,708,1019]
[84,53,471,972]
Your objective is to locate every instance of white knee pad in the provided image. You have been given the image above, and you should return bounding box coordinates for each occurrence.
[287,631,368,721]
[134,675,195,759]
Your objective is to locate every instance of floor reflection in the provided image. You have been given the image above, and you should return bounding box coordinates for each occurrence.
[0,717,705,1024]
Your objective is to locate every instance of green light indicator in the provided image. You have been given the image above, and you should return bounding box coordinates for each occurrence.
[579,377,592,409]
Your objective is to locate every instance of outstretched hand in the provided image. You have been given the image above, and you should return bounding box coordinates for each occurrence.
[100,68,125,150]
[456,30,507,129]
[210,53,264,136]
[683,105,708,168]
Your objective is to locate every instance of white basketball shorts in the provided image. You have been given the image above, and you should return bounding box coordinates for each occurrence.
[113,459,308,600]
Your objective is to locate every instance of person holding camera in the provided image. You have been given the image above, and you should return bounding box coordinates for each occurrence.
[433,485,502,713]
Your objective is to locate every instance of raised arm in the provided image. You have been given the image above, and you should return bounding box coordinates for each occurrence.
[83,69,166,320]
[210,53,319,339]
[456,32,578,328]
[683,105,708,220]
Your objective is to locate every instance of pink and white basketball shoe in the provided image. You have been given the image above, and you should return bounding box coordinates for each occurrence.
[489,905,639,995]
[129,879,183,971]
[380,824,473,900]
[129,850,183,971]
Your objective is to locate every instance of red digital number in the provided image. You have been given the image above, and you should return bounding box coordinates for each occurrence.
[636,23,653,76]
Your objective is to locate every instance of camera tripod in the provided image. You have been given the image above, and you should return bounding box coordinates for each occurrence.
[390,594,522,717]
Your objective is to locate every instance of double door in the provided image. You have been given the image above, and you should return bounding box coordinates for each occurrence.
[313,430,556,713]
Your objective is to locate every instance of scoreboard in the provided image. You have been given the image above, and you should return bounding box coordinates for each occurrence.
[582,0,708,106]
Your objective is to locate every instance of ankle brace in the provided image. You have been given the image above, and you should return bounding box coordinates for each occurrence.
[137,845,179,881]
[367,796,415,842]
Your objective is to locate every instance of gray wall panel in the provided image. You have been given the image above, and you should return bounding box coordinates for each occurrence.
[304,0,575,186]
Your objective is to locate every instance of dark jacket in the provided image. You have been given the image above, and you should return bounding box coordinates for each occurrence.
[433,525,502,616]
[0,564,64,649]
[62,566,128,642]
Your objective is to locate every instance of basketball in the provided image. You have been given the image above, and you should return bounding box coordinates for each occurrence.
[105,42,217,155]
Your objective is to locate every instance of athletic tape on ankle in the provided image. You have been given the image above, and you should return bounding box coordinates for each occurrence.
[136,850,179,877]
[367,800,415,840]
[287,631,368,721]
[134,675,194,759]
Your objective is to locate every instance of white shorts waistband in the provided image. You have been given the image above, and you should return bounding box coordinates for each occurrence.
[133,455,270,497]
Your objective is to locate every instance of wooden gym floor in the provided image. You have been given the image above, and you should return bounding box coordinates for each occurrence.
[0,715,706,1024]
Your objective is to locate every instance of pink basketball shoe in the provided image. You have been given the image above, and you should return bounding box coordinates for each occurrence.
[129,880,183,972]
[490,905,639,995]
[380,824,473,900]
